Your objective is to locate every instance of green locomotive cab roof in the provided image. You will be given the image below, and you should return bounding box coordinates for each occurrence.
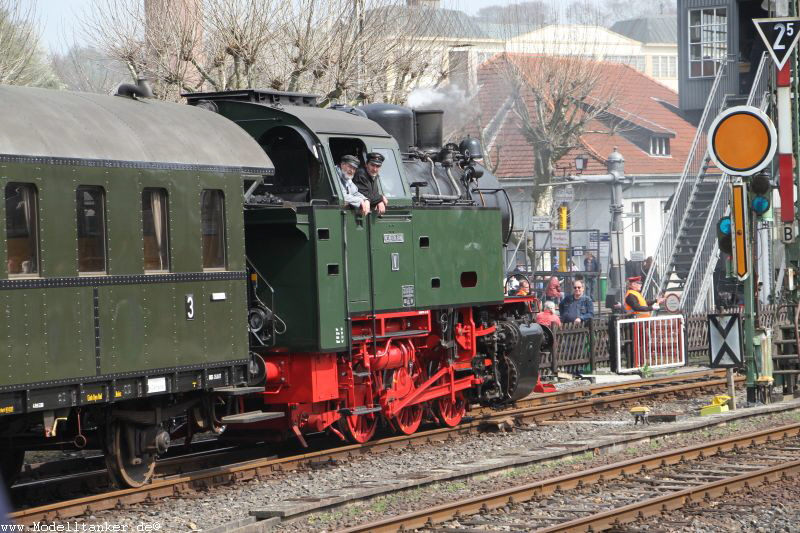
[0,84,274,175]
[185,91,406,206]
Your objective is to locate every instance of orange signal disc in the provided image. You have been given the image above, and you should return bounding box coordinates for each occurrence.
[711,112,771,172]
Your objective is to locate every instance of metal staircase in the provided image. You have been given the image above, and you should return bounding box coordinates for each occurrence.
[643,54,770,313]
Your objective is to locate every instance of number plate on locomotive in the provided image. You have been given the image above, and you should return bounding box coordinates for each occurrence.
[402,285,415,307]
[383,233,405,243]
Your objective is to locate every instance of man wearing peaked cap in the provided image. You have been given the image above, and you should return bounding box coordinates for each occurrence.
[624,276,664,318]
[354,152,388,215]
[336,154,370,215]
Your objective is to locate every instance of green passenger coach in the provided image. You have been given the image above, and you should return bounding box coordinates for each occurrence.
[0,83,273,486]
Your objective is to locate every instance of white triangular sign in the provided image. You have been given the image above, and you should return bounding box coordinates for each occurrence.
[754,17,800,70]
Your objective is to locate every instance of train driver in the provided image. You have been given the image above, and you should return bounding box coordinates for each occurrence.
[353,152,388,215]
[336,154,370,216]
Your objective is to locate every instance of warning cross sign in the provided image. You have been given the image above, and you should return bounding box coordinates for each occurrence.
[707,314,743,368]
[754,17,800,70]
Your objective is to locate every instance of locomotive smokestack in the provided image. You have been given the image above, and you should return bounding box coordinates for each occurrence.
[115,78,154,100]
[414,109,443,152]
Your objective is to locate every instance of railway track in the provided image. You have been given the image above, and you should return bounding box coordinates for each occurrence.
[342,422,800,533]
[9,369,739,525]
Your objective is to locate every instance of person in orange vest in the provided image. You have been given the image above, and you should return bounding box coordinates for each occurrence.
[624,276,663,317]
[623,276,665,369]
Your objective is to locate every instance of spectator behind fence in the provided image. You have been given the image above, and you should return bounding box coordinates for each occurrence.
[536,300,561,328]
[559,279,593,324]
[584,252,598,297]
[544,276,562,303]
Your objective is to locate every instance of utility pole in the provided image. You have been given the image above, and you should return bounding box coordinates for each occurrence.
[563,148,627,299]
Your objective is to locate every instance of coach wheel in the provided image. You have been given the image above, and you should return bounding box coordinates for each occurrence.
[434,391,466,428]
[1,448,25,487]
[104,421,159,488]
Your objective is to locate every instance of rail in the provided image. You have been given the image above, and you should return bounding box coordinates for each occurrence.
[10,370,737,526]
[336,422,800,533]
[642,61,729,299]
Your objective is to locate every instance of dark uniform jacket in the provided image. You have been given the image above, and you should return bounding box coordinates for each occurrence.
[353,168,383,205]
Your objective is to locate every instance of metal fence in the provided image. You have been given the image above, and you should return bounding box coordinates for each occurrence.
[542,305,788,375]
[614,315,685,373]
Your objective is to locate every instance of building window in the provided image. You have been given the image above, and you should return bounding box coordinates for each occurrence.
[142,188,170,272]
[632,201,645,254]
[689,7,727,78]
[650,137,670,156]
[606,55,646,72]
[652,55,677,78]
[5,183,39,276]
[201,189,226,269]
[76,186,107,273]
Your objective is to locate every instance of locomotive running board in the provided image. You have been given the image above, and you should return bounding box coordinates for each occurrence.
[339,406,382,416]
[213,386,265,396]
[220,411,284,424]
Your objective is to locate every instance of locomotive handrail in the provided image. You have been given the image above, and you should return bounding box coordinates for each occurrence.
[471,187,514,245]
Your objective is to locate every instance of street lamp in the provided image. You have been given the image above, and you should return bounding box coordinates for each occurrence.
[574,154,589,174]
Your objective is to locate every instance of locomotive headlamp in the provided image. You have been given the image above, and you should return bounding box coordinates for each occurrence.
[248,307,268,333]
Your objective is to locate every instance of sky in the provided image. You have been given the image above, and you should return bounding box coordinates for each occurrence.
[36,0,591,53]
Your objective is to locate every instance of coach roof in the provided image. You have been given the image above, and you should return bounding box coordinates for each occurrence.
[0,84,274,173]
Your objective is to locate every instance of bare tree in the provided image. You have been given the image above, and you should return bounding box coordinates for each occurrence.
[0,0,58,87]
[497,53,619,213]
[81,0,449,105]
[51,45,128,93]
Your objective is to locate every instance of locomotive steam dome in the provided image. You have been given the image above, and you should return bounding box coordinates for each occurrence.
[358,103,415,153]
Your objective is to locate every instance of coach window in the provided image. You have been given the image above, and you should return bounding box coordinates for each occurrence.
[76,186,107,273]
[201,189,226,269]
[142,188,170,272]
[5,183,39,276]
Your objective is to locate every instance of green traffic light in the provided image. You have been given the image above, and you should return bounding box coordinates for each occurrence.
[751,195,770,215]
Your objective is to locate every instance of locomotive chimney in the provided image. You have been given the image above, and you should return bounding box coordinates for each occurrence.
[413,109,444,153]
[114,78,154,99]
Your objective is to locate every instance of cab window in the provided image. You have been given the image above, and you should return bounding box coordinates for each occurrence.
[372,148,407,198]
[201,189,226,269]
[5,183,39,276]
[142,188,170,272]
[76,186,107,274]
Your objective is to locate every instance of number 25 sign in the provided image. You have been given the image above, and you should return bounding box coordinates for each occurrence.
[754,17,800,70]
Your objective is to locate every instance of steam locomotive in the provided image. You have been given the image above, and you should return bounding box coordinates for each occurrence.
[0,82,543,488]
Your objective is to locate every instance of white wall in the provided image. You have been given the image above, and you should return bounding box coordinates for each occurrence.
[508,179,678,273]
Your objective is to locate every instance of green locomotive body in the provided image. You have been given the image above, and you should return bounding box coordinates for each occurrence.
[191,93,505,353]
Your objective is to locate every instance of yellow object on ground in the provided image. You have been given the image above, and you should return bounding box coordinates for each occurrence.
[630,406,650,425]
[701,395,731,416]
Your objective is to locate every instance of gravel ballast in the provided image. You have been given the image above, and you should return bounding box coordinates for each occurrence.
[16,380,787,533]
